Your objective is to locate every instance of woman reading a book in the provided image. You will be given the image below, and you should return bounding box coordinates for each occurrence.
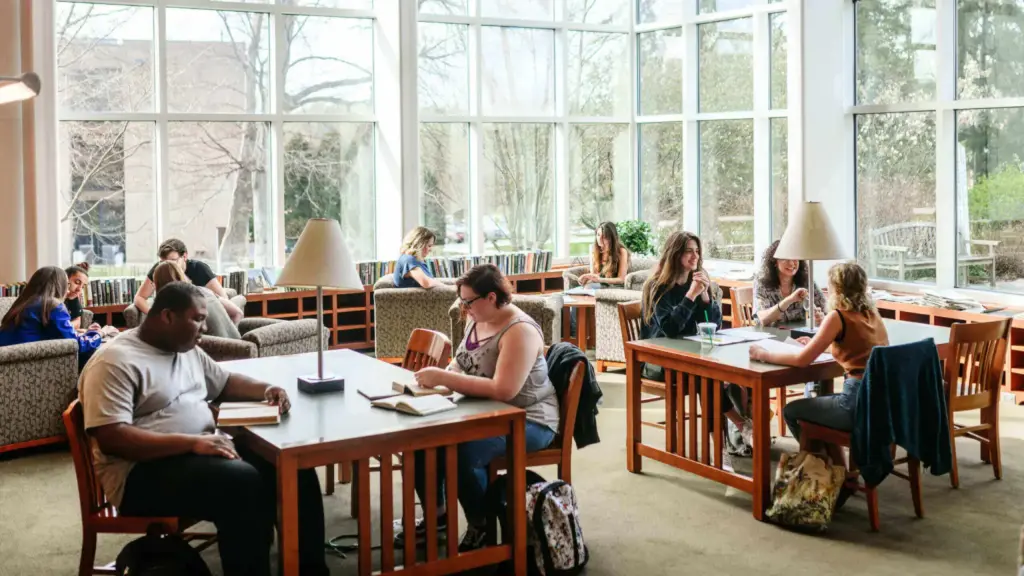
[578,221,630,287]
[393,226,441,289]
[64,262,100,332]
[640,231,753,468]
[403,263,559,552]
[152,261,240,339]
[0,266,102,370]
[748,262,889,440]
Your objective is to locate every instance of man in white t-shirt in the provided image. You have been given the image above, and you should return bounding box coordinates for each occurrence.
[79,282,327,576]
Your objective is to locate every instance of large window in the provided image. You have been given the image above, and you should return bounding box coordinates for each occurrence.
[57,0,379,274]
[417,0,631,256]
[854,0,1024,294]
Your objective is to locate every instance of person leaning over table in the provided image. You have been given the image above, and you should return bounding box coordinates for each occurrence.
[639,231,754,470]
[393,226,442,289]
[79,282,328,576]
[748,261,889,442]
[753,239,827,397]
[394,263,559,552]
[64,262,101,332]
[132,238,243,324]
[0,266,102,370]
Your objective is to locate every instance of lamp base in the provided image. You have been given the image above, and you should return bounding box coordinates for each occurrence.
[297,374,345,394]
[791,327,819,340]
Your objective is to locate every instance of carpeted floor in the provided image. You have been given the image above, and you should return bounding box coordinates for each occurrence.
[2,371,1021,576]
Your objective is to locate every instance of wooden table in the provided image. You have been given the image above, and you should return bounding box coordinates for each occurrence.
[624,319,951,520]
[561,295,595,351]
[222,350,529,576]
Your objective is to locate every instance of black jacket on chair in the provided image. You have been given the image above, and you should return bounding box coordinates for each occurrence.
[545,342,603,449]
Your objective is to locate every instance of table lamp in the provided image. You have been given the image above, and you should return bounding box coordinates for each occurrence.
[275,218,363,393]
[0,72,41,105]
[773,201,848,335]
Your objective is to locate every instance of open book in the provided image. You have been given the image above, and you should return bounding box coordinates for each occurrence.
[371,394,457,416]
[217,401,280,426]
[358,381,452,401]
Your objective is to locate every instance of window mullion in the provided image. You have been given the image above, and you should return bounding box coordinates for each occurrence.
[155,3,168,245]
[935,0,956,289]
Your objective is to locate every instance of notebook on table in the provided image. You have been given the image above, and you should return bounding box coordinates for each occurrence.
[358,380,452,401]
[217,402,281,426]
[371,394,458,416]
[753,338,834,364]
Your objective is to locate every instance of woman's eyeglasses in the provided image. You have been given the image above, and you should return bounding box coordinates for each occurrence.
[459,295,482,308]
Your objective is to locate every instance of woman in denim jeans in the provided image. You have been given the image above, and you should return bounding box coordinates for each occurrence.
[748,262,889,440]
[396,264,559,552]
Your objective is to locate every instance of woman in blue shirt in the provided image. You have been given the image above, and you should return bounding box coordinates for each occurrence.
[393,226,441,289]
[0,266,102,370]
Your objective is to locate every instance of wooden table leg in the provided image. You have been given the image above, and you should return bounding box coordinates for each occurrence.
[277,453,300,576]
[626,347,642,473]
[509,415,527,576]
[562,308,571,342]
[665,370,677,454]
[356,459,372,576]
[576,307,589,351]
[752,384,771,521]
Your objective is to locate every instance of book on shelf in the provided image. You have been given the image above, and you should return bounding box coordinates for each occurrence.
[0,282,27,298]
[370,394,457,416]
[82,277,142,307]
[216,401,281,426]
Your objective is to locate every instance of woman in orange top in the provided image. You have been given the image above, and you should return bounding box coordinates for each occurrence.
[748,262,889,439]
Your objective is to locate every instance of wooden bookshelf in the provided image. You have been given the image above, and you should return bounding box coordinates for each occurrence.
[83,270,566,352]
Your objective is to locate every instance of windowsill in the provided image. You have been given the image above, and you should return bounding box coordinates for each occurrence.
[867,278,1024,310]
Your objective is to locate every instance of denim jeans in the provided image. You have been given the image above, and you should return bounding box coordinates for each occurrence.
[415,420,556,527]
[783,377,861,440]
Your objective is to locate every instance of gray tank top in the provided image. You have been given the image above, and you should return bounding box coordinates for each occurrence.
[454,314,560,432]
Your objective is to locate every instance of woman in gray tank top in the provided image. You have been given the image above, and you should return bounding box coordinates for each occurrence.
[397,264,558,552]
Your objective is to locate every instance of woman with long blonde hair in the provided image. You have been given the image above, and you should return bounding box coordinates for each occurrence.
[749,262,889,440]
[640,231,753,468]
[394,226,441,289]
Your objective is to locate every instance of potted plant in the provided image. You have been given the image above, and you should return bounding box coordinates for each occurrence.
[615,220,656,256]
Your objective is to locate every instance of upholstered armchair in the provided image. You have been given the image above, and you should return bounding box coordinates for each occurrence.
[448,293,563,349]
[562,256,658,290]
[372,276,459,361]
[0,297,79,452]
[124,291,247,328]
[197,318,328,362]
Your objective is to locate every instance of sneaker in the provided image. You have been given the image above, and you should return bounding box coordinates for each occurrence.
[721,449,735,473]
[393,513,447,548]
[458,525,488,552]
[739,417,754,448]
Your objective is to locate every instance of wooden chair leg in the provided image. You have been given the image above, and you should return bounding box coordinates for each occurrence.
[979,407,992,464]
[908,457,924,518]
[990,408,1002,480]
[325,464,335,496]
[866,486,880,532]
[559,459,571,484]
[79,529,97,576]
[949,430,960,489]
[775,392,786,437]
[340,461,352,484]
[350,470,359,518]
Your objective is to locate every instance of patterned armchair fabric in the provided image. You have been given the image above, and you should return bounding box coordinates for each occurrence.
[563,256,658,290]
[124,294,247,328]
[373,276,459,359]
[0,298,79,450]
[198,318,327,362]
[80,309,94,327]
[448,294,563,348]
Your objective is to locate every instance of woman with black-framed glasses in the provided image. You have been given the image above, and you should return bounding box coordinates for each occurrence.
[392,263,559,553]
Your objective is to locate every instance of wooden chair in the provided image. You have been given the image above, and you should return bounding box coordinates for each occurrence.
[798,421,922,532]
[328,329,453,516]
[729,286,755,328]
[617,302,680,431]
[63,400,216,576]
[943,318,1010,488]
[488,359,586,483]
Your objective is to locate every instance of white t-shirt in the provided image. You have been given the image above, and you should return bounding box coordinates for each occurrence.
[78,329,230,507]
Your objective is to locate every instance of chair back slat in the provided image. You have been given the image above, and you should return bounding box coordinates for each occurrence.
[943,319,1009,403]
[617,301,644,346]
[729,286,755,328]
[556,360,586,458]
[63,400,107,518]
[402,328,452,372]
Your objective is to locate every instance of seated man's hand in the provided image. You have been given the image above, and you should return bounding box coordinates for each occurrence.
[265,386,291,414]
[192,434,239,459]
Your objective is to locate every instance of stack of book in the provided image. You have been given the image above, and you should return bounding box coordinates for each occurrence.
[221,270,249,296]
[357,260,396,286]
[0,283,26,298]
[83,277,142,306]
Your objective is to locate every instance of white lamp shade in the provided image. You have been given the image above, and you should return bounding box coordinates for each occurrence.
[775,201,848,261]
[276,218,363,290]
[0,72,41,105]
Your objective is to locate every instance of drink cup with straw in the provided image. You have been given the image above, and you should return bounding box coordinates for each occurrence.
[697,310,717,346]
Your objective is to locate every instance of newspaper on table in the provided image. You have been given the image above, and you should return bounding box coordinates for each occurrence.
[751,338,834,364]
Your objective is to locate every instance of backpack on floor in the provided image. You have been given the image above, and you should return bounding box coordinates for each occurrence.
[485,471,589,576]
[115,524,212,576]
[766,451,846,531]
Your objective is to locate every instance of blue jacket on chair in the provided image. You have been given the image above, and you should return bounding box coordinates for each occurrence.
[852,338,952,486]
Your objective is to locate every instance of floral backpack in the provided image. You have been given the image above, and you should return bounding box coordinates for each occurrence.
[766,451,846,530]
